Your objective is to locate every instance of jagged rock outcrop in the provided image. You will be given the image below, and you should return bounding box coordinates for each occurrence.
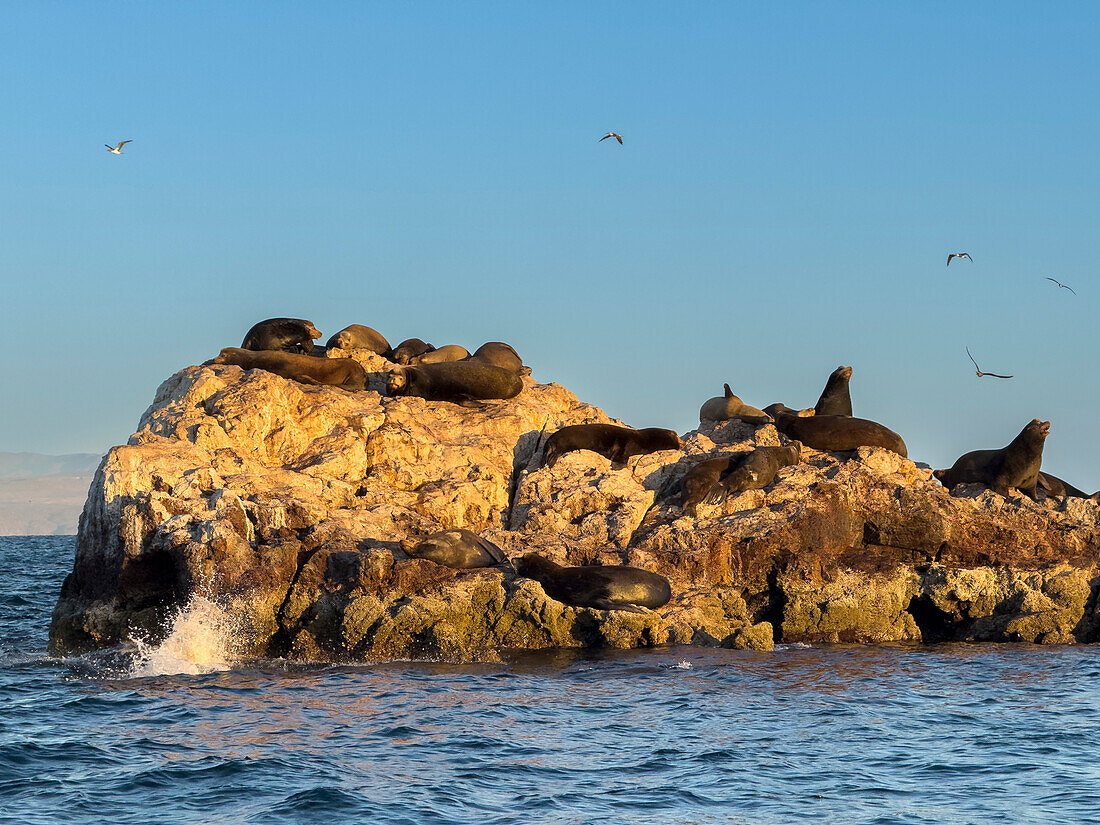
[50,350,1100,660]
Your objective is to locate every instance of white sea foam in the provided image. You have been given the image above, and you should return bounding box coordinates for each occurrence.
[128,596,240,677]
[661,660,693,670]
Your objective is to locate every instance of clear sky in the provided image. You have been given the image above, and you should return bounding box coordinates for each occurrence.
[4,2,1099,488]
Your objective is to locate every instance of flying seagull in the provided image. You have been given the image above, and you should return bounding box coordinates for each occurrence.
[105,140,132,154]
[599,132,623,144]
[966,346,1013,379]
[1046,277,1077,295]
[946,252,973,267]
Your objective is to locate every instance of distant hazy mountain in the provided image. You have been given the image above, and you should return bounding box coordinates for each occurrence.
[0,452,103,535]
[0,452,102,480]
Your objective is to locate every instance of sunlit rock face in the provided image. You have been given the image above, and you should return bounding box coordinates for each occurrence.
[50,351,1100,660]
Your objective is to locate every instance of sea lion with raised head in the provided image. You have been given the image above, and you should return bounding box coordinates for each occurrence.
[325,324,391,355]
[386,361,523,405]
[814,366,853,416]
[1037,472,1099,502]
[241,318,322,354]
[933,419,1050,500]
[514,554,671,613]
[410,344,470,365]
[467,342,531,376]
[698,384,771,424]
[543,424,682,469]
[390,338,436,365]
[769,404,907,457]
[400,529,508,569]
[208,347,368,391]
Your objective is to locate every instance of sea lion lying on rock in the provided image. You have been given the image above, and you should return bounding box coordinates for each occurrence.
[678,444,802,516]
[514,554,671,613]
[386,361,524,406]
[467,342,532,376]
[325,324,391,355]
[815,365,853,416]
[542,424,682,469]
[390,338,435,365]
[768,404,907,457]
[1038,472,1100,502]
[400,529,508,568]
[208,347,368,391]
[241,318,322,354]
[410,344,470,365]
[698,384,771,424]
[934,420,1050,500]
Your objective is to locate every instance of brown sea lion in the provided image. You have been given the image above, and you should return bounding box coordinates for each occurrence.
[933,419,1050,500]
[710,443,803,504]
[325,324,391,355]
[400,529,508,568]
[542,424,682,469]
[410,344,470,365]
[386,361,523,405]
[1037,471,1100,502]
[391,338,436,365]
[678,443,802,516]
[467,342,531,376]
[208,347,368,390]
[241,318,322,354]
[514,554,671,613]
[698,384,772,424]
[815,366,853,416]
[770,405,907,457]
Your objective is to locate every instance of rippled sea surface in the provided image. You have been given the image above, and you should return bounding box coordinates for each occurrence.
[4,536,1100,824]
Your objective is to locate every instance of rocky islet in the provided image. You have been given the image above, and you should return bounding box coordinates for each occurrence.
[48,345,1100,660]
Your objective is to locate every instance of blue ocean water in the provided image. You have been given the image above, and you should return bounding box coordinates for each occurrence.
[2,535,1100,825]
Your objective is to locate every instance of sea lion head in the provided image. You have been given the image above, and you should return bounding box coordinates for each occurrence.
[208,347,234,365]
[513,553,561,578]
[764,403,794,418]
[305,322,322,339]
[386,369,408,395]
[1030,419,1051,439]
[835,366,853,380]
[331,331,352,350]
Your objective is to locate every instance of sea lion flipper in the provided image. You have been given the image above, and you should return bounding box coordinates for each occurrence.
[589,599,649,614]
[723,383,733,398]
[474,535,507,564]
[702,484,728,507]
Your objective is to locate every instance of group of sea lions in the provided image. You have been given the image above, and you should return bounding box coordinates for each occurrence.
[203,318,1098,619]
[208,317,529,406]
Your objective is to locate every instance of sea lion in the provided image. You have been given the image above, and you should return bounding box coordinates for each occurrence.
[678,443,802,516]
[542,424,682,469]
[933,420,1050,500]
[710,443,803,503]
[390,338,436,365]
[815,366,853,417]
[241,318,322,354]
[698,384,772,424]
[325,324,391,355]
[1037,471,1099,502]
[467,342,531,376]
[400,529,508,568]
[386,361,524,405]
[514,553,671,613]
[770,405,907,457]
[410,344,470,365]
[208,347,368,391]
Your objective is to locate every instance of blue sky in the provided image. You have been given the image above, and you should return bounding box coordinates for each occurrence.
[4,2,1099,487]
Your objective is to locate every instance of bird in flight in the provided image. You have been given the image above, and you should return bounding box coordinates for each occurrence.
[105,140,132,155]
[599,132,623,144]
[1045,277,1076,295]
[946,252,973,267]
[966,346,1013,379]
